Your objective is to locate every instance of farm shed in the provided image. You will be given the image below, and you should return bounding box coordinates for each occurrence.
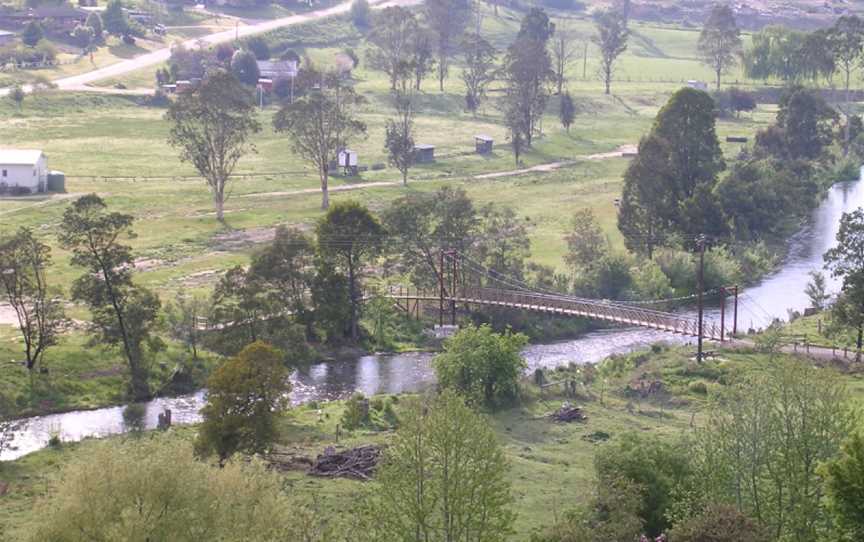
[414,144,435,163]
[475,134,493,154]
[0,149,48,194]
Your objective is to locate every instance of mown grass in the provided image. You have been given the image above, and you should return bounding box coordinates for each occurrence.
[3,345,863,540]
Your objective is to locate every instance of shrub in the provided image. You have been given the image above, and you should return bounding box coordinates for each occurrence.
[669,504,768,542]
[341,392,370,430]
[433,324,528,409]
[595,432,692,537]
[122,403,146,432]
[29,436,336,541]
[631,258,674,301]
[688,381,708,395]
[655,248,696,292]
[703,246,742,291]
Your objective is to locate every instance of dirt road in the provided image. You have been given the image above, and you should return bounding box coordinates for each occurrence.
[4,0,412,96]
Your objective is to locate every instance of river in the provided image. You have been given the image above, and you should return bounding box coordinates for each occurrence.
[3,176,863,461]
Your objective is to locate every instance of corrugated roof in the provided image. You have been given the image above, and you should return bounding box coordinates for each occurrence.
[0,149,43,165]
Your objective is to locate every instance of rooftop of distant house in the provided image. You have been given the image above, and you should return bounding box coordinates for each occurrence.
[0,149,44,165]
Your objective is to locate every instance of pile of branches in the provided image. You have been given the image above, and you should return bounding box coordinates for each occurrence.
[308,445,382,481]
[550,403,587,423]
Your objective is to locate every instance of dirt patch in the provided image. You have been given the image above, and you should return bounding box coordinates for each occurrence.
[211,227,277,251]
[134,258,165,271]
[0,304,19,326]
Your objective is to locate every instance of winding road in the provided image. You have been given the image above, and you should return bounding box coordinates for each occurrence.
[6,0,410,95]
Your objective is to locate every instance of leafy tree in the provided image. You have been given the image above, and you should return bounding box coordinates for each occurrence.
[501,23,552,146]
[474,204,531,282]
[424,0,470,91]
[668,504,768,542]
[564,208,607,274]
[195,341,289,462]
[102,0,129,36]
[209,265,269,354]
[248,226,315,333]
[559,91,575,132]
[409,28,436,91]
[316,201,385,341]
[461,32,497,114]
[825,208,864,355]
[689,359,853,539]
[618,88,725,251]
[58,195,160,401]
[364,391,515,540]
[595,432,691,537]
[698,4,742,90]
[433,324,527,409]
[805,270,830,311]
[230,49,260,85]
[593,8,629,95]
[518,7,554,43]
[85,11,103,43]
[773,86,838,162]
[8,84,24,110]
[21,21,43,47]
[550,21,578,95]
[367,6,417,91]
[166,71,260,223]
[0,228,64,373]
[30,435,316,541]
[165,290,210,361]
[311,262,352,342]
[350,0,370,28]
[584,253,633,299]
[828,15,864,155]
[384,89,415,185]
[242,36,270,60]
[273,83,366,210]
[822,431,864,540]
[382,187,479,289]
[71,24,94,51]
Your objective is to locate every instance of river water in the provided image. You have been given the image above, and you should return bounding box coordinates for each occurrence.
[3,177,863,461]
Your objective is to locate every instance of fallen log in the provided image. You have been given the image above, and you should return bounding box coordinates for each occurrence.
[550,403,587,423]
[308,445,381,481]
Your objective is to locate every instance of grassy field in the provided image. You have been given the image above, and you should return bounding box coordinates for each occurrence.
[2,344,863,540]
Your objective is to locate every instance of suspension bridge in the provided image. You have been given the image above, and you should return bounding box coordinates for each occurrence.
[387,251,738,343]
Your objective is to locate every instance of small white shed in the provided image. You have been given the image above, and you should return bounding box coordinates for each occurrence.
[0,150,48,194]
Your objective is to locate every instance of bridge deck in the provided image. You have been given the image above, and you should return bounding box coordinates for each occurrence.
[388,287,723,341]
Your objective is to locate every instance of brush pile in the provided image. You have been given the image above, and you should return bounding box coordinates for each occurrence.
[308,445,382,481]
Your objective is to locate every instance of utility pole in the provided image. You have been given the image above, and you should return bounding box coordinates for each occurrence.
[719,286,726,342]
[732,285,739,336]
[450,250,457,325]
[438,250,445,327]
[696,235,706,361]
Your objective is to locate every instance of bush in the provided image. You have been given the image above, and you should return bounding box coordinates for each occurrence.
[595,432,692,537]
[341,392,370,430]
[433,325,528,409]
[669,504,768,542]
[29,436,333,541]
[655,248,696,292]
[592,253,634,299]
[121,403,146,432]
[688,381,708,395]
[631,258,674,301]
[703,246,742,291]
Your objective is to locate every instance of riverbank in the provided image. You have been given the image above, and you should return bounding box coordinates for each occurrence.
[3,344,862,540]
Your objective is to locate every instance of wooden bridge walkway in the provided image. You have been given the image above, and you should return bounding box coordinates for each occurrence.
[388,286,725,341]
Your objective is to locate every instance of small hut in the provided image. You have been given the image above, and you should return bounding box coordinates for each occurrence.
[474,134,493,154]
[414,144,435,163]
[338,149,359,176]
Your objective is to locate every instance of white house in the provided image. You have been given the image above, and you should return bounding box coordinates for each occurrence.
[0,150,48,194]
